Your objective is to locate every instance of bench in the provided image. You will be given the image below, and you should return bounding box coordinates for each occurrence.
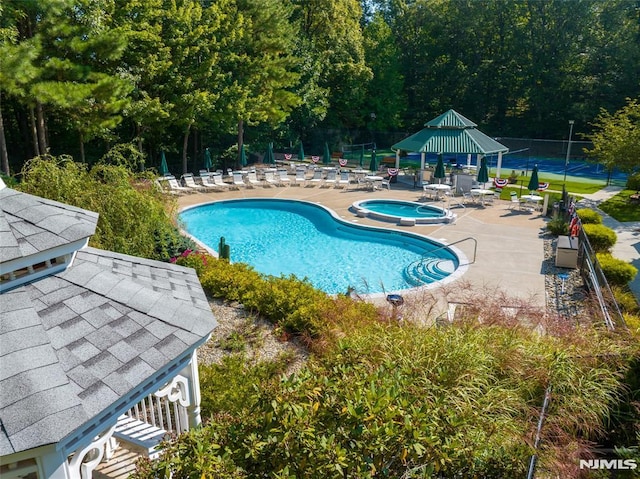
[113,415,167,459]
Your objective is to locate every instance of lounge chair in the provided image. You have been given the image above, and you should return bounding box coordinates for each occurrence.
[246,171,262,187]
[232,171,246,188]
[278,169,291,185]
[166,177,192,194]
[294,169,306,186]
[323,169,338,187]
[181,173,204,192]
[212,173,229,189]
[308,169,324,186]
[264,171,280,186]
[198,173,220,190]
[337,171,351,189]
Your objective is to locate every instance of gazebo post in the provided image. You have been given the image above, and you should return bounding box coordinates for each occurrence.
[420,152,426,170]
[395,150,400,169]
[466,154,472,168]
[496,151,503,178]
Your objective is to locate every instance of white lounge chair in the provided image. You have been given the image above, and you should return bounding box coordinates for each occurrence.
[211,173,229,189]
[324,169,338,187]
[294,169,306,186]
[246,171,262,187]
[166,177,192,194]
[508,191,521,210]
[308,169,324,186]
[232,171,246,188]
[380,178,391,190]
[337,171,351,189]
[197,173,219,190]
[264,171,279,186]
[181,173,204,192]
[278,170,291,185]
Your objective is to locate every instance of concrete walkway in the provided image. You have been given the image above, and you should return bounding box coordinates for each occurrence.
[575,186,640,299]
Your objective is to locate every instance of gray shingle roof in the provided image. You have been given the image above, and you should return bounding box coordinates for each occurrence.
[0,185,216,457]
[0,187,98,264]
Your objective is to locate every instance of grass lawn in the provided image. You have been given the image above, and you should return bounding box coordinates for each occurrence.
[598,189,640,222]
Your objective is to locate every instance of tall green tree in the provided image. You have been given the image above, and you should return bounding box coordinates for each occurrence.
[585,98,640,174]
[362,12,406,131]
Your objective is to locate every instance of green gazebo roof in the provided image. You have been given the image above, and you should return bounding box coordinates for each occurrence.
[392,110,508,155]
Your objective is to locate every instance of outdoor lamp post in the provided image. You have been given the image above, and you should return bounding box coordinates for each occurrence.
[563,120,575,184]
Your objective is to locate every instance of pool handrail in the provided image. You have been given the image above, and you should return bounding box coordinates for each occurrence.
[422,236,477,265]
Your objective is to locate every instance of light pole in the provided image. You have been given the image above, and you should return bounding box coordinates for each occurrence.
[563,120,575,184]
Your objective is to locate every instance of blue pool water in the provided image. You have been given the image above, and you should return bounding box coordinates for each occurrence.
[180,199,460,295]
[358,200,445,218]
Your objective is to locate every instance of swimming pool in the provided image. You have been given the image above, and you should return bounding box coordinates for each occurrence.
[180,199,465,295]
[352,199,454,225]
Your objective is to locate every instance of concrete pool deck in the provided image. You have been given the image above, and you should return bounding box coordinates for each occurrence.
[177,180,548,309]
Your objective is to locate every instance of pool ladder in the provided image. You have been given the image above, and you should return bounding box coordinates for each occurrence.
[403,237,477,286]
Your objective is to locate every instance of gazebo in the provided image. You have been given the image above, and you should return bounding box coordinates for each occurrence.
[391,110,509,178]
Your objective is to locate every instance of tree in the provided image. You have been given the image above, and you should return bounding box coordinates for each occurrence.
[585,98,640,175]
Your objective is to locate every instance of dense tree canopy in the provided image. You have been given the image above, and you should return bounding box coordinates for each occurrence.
[1,0,639,174]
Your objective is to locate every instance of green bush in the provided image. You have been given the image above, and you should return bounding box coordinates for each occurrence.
[597,253,638,286]
[18,155,192,261]
[546,218,569,236]
[576,208,602,224]
[612,286,640,314]
[583,223,617,252]
[626,172,640,192]
[134,322,637,479]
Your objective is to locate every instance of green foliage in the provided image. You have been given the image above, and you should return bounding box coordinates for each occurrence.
[583,223,617,253]
[17,155,192,261]
[586,98,640,174]
[546,218,569,236]
[135,321,638,479]
[597,253,638,286]
[626,173,640,192]
[611,286,640,314]
[576,208,603,224]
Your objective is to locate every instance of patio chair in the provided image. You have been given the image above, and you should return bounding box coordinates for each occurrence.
[337,171,351,189]
[166,177,192,194]
[232,171,246,188]
[508,191,521,210]
[294,168,307,186]
[264,171,280,186]
[380,178,391,190]
[278,169,291,185]
[308,169,324,186]
[444,190,465,209]
[246,171,262,187]
[211,173,229,189]
[198,173,220,190]
[323,169,338,187]
[181,173,204,192]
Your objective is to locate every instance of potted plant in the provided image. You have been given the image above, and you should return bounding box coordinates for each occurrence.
[508,170,518,184]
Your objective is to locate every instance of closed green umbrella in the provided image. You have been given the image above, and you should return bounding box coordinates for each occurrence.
[159,151,169,176]
[434,153,446,183]
[298,142,305,162]
[264,142,275,164]
[323,142,331,165]
[203,148,212,170]
[528,165,539,193]
[369,149,378,171]
[240,144,247,167]
[477,157,489,184]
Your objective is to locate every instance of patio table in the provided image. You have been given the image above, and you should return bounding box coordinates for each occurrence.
[470,188,494,206]
[520,194,543,211]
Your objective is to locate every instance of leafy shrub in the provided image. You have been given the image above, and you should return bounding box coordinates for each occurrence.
[583,223,617,252]
[612,286,640,314]
[576,208,602,224]
[134,321,637,479]
[18,155,191,261]
[547,218,569,236]
[626,172,640,192]
[597,253,638,286]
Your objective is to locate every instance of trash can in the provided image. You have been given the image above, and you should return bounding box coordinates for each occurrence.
[555,235,579,268]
